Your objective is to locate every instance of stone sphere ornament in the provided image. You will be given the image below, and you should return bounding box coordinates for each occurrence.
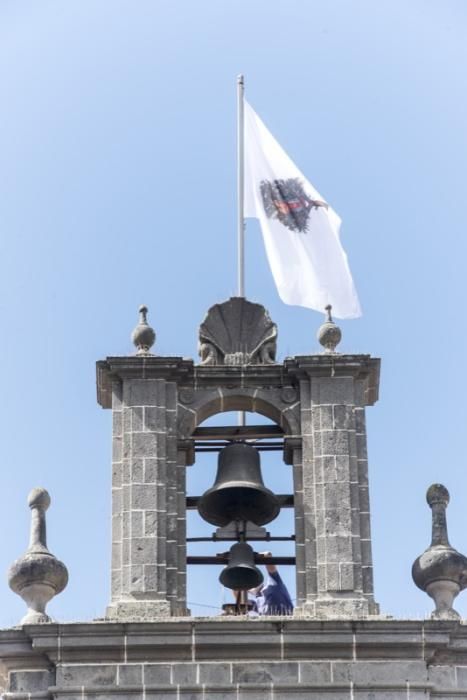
[8,487,68,625]
[131,305,156,355]
[317,305,342,353]
[412,483,467,619]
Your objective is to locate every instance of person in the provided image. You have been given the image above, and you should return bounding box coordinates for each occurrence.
[251,551,294,615]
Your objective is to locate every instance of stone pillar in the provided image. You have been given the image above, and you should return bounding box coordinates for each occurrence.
[98,358,193,620]
[292,444,313,608]
[287,356,380,618]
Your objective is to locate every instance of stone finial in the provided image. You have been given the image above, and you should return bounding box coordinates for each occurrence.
[412,483,467,619]
[317,305,342,353]
[131,304,156,355]
[8,488,68,624]
[198,297,277,366]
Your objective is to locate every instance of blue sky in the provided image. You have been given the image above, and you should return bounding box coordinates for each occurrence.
[1,0,467,624]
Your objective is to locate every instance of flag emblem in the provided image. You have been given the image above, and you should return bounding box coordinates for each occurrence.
[244,100,361,318]
[260,178,328,233]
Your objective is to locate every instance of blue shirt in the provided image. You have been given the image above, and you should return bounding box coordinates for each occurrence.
[254,571,293,615]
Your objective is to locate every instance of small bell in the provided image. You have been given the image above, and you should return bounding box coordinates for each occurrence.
[219,542,263,591]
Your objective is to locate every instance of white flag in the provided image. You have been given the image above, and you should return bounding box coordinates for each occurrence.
[244,101,361,319]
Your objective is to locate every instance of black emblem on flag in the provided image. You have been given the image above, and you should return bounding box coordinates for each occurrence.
[260,178,328,233]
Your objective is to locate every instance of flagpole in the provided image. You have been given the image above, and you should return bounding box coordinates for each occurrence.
[237,75,246,427]
[237,74,245,298]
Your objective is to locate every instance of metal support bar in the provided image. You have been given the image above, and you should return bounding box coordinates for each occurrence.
[187,535,295,543]
[187,555,296,566]
[195,443,283,453]
[192,425,284,440]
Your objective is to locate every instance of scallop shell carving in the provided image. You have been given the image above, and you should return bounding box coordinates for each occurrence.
[198,297,277,365]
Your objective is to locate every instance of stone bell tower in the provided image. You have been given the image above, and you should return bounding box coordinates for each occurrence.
[3,296,467,700]
[97,297,380,619]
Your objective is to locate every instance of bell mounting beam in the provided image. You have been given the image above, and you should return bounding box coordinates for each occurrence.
[187,555,296,566]
[187,535,295,543]
[192,425,284,440]
[195,441,283,453]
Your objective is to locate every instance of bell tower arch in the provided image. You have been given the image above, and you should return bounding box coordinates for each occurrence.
[97,297,380,619]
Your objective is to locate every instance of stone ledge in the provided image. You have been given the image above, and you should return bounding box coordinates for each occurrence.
[3,693,50,700]
[45,681,437,692]
[1,619,465,669]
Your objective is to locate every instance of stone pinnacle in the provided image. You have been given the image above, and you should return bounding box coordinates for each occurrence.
[412,483,467,619]
[8,488,69,624]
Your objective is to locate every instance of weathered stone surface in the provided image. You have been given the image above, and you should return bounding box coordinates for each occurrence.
[144,664,172,684]
[9,670,53,692]
[199,663,231,684]
[172,664,197,685]
[233,662,298,684]
[118,664,143,685]
[332,660,427,684]
[106,600,172,621]
[299,661,332,683]
[57,664,117,686]
[238,688,271,700]
[457,666,467,687]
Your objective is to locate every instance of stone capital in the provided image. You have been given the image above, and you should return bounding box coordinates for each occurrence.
[284,354,380,405]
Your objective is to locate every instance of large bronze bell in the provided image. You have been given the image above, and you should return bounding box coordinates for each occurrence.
[219,542,264,590]
[197,443,280,527]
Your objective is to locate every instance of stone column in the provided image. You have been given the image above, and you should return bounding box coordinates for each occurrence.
[287,356,380,618]
[292,445,313,608]
[97,357,193,620]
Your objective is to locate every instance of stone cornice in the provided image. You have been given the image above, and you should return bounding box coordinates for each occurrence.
[0,629,50,672]
[96,354,381,409]
[1,619,465,669]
